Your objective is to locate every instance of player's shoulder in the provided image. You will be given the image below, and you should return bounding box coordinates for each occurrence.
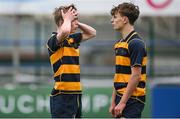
[48,32,57,41]
[128,38,146,50]
[129,38,145,46]
[50,32,57,38]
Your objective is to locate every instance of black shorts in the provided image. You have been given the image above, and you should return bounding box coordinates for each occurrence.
[115,94,145,118]
[50,93,82,118]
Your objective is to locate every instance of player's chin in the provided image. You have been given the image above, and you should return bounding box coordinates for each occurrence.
[113,27,118,30]
[112,25,117,30]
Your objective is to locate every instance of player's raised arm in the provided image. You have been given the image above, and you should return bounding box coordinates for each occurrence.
[78,22,96,41]
[56,7,78,43]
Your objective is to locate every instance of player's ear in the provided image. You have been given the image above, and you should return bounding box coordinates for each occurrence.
[123,16,129,24]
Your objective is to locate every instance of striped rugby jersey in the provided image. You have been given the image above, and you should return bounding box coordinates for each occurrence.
[47,32,82,95]
[114,30,147,99]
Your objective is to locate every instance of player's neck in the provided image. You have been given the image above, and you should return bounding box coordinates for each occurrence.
[120,25,134,39]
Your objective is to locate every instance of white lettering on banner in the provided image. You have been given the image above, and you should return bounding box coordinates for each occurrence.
[82,95,90,112]
[0,96,15,114]
[93,94,109,112]
[36,96,49,112]
[17,95,34,114]
[0,94,111,115]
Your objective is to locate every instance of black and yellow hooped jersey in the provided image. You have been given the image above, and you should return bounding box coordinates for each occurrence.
[46,32,82,94]
[114,30,147,98]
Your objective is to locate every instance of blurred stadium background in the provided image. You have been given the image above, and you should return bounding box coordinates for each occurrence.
[0,0,180,118]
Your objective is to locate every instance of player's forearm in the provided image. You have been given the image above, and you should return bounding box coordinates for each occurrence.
[78,22,96,40]
[111,88,116,104]
[120,73,141,104]
[56,20,71,42]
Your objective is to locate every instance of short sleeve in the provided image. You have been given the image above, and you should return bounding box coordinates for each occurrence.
[69,33,82,44]
[128,39,146,67]
[46,33,60,52]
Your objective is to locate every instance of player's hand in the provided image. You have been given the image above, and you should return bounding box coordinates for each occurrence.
[114,102,126,117]
[109,102,116,117]
[77,21,81,28]
[61,7,78,22]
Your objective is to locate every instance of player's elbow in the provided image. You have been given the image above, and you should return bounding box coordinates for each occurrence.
[88,29,96,39]
[62,29,71,37]
[56,30,70,42]
[91,29,96,38]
